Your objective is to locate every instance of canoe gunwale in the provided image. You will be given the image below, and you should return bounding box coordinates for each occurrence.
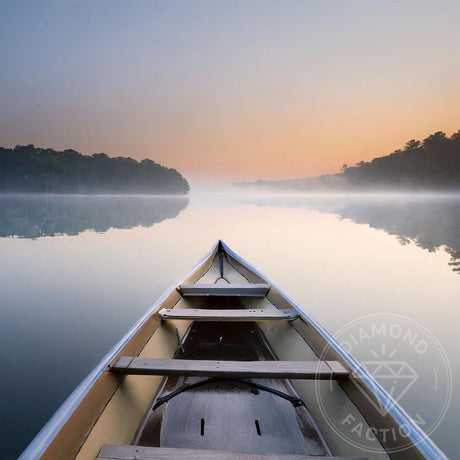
[20,240,447,460]
[19,241,220,460]
[220,241,447,460]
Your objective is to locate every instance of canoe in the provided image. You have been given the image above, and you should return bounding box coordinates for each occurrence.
[21,240,446,460]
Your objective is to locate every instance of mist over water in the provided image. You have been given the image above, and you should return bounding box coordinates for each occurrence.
[0,192,458,459]
[189,185,460,273]
[2,191,458,273]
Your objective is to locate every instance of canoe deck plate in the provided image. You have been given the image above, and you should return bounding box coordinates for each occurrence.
[179,284,270,297]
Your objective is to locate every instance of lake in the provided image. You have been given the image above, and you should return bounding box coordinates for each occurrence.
[0,193,458,459]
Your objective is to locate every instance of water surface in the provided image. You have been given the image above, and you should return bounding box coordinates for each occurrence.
[0,193,458,459]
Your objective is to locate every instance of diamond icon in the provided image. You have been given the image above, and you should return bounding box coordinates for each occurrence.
[361,360,419,415]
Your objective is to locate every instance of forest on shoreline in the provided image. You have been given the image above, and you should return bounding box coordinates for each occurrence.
[0,145,190,194]
[238,130,459,192]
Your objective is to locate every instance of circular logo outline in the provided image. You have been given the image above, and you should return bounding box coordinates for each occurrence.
[314,313,452,454]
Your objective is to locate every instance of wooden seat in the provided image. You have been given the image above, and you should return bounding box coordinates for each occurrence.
[157,308,299,321]
[110,357,350,380]
[96,444,366,459]
[179,283,270,297]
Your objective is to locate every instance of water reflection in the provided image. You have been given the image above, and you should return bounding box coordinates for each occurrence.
[2,193,458,459]
[0,194,189,238]
[245,195,460,273]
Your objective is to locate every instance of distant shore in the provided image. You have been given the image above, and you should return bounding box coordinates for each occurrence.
[0,145,190,195]
[236,129,459,193]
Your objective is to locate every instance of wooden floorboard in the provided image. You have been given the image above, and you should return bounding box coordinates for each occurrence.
[97,444,367,459]
[157,308,299,321]
[110,358,350,379]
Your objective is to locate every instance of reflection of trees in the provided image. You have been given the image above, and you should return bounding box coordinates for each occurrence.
[248,195,460,273]
[336,199,460,273]
[0,195,189,238]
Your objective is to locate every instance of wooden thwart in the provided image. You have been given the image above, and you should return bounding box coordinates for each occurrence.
[158,308,299,321]
[110,357,350,380]
[179,283,270,297]
[97,445,366,459]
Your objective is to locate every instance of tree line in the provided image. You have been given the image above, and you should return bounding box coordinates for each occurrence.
[237,129,459,192]
[0,145,190,194]
[341,130,459,190]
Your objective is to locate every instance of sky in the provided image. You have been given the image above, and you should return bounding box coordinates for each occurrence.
[0,0,459,181]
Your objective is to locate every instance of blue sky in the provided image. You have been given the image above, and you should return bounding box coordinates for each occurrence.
[1,1,459,179]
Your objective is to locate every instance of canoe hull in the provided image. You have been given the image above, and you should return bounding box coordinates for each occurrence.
[20,240,446,460]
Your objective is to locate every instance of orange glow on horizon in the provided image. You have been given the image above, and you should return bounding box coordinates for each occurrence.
[139,96,460,181]
[1,1,458,182]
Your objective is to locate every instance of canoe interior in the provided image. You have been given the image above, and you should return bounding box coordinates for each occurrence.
[133,322,330,456]
[30,242,439,460]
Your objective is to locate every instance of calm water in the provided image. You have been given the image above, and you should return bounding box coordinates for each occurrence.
[0,193,458,459]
